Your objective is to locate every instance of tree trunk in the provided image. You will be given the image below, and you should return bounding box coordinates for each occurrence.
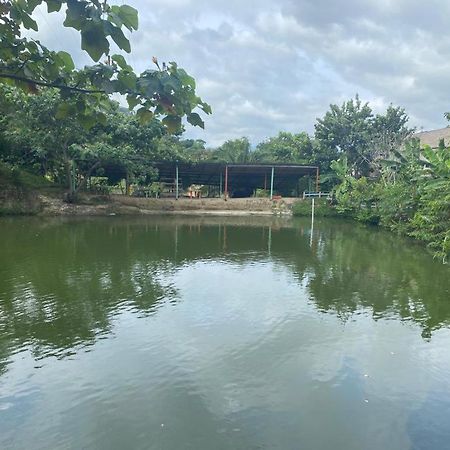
[125,170,131,196]
[63,146,76,203]
[74,161,101,195]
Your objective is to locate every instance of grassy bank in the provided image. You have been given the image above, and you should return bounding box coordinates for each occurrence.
[292,199,339,217]
[0,163,55,216]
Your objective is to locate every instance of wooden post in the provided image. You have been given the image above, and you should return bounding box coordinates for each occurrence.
[315,167,319,192]
[270,166,275,200]
[219,171,223,197]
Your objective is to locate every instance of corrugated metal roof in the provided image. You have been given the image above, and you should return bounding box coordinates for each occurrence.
[152,161,318,188]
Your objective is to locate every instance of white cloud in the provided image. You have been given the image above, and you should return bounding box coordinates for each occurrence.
[27,0,450,145]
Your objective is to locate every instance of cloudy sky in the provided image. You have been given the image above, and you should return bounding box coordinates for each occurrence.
[30,0,450,146]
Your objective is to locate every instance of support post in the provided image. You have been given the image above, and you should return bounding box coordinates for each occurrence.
[175,163,179,200]
[224,165,228,200]
[268,226,272,256]
[270,166,275,200]
[315,167,319,193]
[71,160,76,194]
[219,171,223,197]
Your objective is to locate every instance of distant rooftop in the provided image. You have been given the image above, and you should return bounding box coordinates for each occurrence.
[414,127,450,148]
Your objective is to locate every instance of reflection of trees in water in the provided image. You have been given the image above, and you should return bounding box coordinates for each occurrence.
[0,219,182,374]
[296,220,450,339]
[0,217,449,375]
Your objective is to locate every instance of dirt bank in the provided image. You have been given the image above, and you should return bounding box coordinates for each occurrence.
[35,194,298,216]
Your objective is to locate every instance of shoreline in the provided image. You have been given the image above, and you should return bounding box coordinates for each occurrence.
[1,193,298,217]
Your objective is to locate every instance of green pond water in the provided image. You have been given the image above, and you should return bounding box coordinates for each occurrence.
[0,215,449,450]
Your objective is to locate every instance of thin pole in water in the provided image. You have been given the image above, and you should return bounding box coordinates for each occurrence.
[270,166,275,200]
[175,163,179,200]
[268,225,272,256]
[310,198,315,247]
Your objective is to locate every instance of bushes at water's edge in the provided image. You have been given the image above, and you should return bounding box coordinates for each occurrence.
[292,199,339,217]
[0,162,52,215]
[330,147,450,263]
[293,182,449,263]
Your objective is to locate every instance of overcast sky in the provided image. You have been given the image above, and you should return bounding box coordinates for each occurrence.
[30,0,450,146]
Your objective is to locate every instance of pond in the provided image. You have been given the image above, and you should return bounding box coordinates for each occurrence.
[0,216,449,450]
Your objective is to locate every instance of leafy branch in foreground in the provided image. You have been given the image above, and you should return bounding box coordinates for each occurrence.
[0,0,211,131]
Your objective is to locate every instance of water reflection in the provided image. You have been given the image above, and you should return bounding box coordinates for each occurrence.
[0,216,449,370]
[1,216,450,450]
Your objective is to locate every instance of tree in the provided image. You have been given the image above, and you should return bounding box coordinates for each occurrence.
[315,95,373,176]
[253,131,313,163]
[0,85,170,200]
[2,87,113,199]
[0,0,211,132]
[315,96,414,178]
[210,137,252,163]
[367,105,414,173]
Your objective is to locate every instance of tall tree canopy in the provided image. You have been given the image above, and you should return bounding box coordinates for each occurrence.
[253,131,313,164]
[314,95,414,176]
[210,137,252,163]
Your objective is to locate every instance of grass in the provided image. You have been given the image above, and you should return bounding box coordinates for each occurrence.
[0,162,58,216]
[292,198,339,217]
[0,162,55,190]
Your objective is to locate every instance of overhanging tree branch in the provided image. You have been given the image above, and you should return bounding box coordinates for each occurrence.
[0,73,105,94]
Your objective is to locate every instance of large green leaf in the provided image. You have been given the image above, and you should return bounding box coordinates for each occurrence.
[111,54,131,70]
[46,0,62,13]
[118,71,137,90]
[21,12,38,31]
[201,102,212,114]
[110,27,131,53]
[177,68,196,89]
[126,94,140,109]
[27,0,42,10]
[57,51,75,71]
[186,112,204,129]
[81,22,110,62]
[63,0,86,30]
[162,115,182,133]
[136,108,153,124]
[118,4,138,31]
[161,75,182,93]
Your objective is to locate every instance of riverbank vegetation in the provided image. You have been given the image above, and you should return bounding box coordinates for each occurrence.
[291,199,337,218]
[329,142,450,262]
[1,88,449,260]
[0,2,448,260]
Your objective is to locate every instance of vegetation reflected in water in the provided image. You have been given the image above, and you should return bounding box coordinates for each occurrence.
[0,216,449,450]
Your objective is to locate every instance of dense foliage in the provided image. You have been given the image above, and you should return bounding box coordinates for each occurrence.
[0,0,211,132]
[0,85,209,199]
[315,96,413,176]
[0,2,448,267]
[330,141,450,262]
